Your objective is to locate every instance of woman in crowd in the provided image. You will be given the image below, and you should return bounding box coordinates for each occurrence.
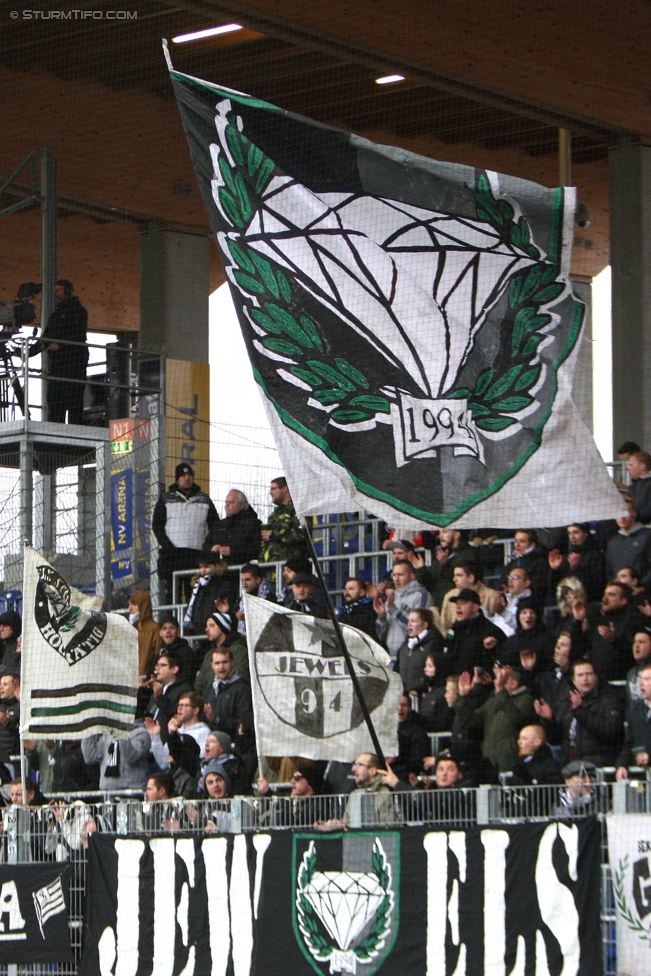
[395,609,444,693]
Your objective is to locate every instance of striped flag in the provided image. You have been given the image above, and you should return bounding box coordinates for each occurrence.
[244,595,402,761]
[20,547,139,739]
[33,876,66,938]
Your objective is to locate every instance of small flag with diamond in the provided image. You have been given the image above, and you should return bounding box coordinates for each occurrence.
[33,876,66,938]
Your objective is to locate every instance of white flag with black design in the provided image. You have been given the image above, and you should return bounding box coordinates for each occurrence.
[33,876,66,938]
[244,595,402,762]
[608,813,651,975]
[171,69,624,529]
[21,546,139,740]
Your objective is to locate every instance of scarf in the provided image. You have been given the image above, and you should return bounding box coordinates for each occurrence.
[407,629,430,651]
[184,573,212,627]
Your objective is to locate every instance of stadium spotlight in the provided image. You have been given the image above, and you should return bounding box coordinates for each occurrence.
[375,74,405,85]
[172,23,242,44]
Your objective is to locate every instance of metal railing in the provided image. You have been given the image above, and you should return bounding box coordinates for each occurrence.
[0,334,162,425]
[170,537,516,627]
[2,779,646,976]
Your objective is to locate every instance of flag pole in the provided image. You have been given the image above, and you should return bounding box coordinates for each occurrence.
[20,741,27,806]
[301,518,387,770]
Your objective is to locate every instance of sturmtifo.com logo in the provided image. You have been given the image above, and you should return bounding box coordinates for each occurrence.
[293,833,399,975]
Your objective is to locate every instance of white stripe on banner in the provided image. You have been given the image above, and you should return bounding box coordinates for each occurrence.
[150,839,176,976]
[203,838,230,976]
[229,836,253,976]
[115,839,144,976]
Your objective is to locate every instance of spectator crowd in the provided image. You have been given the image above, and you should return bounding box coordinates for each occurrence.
[2,448,651,832]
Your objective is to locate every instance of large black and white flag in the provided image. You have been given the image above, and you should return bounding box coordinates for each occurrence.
[0,865,71,963]
[80,821,602,976]
[170,64,623,529]
[21,546,139,739]
[244,595,402,761]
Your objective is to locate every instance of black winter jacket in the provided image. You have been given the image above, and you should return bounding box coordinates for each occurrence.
[617,698,651,768]
[555,683,624,766]
[41,295,88,377]
[442,614,505,676]
[396,630,445,692]
[204,505,262,564]
[203,674,255,753]
[510,742,564,785]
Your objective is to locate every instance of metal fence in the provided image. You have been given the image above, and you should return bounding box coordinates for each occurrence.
[2,780,649,975]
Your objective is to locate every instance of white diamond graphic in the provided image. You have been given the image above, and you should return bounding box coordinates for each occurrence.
[304,872,384,950]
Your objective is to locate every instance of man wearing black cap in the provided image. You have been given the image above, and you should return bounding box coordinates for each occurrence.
[284,574,329,618]
[442,588,505,675]
[153,462,220,601]
[41,279,88,424]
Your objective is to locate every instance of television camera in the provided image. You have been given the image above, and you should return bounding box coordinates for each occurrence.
[0,281,41,415]
[0,281,41,337]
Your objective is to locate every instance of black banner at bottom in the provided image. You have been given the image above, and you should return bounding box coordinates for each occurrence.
[80,820,602,976]
[0,864,71,963]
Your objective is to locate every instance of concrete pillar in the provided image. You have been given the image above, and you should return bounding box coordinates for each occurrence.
[609,140,651,454]
[139,227,210,363]
[570,279,593,434]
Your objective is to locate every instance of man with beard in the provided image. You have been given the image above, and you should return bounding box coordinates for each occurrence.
[260,477,308,564]
[336,577,377,638]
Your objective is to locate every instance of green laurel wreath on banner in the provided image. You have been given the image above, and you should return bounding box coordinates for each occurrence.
[217,117,391,426]
[296,843,332,960]
[354,841,392,961]
[217,106,567,433]
[296,840,392,963]
[447,173,564,432]
[614,855,651,945]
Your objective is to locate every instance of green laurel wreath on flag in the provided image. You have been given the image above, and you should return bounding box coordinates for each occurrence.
[217,107,567,432]
[296,840,392,962]
[447,173,564,431]
[217,117,390,426]
[614,855,651,945]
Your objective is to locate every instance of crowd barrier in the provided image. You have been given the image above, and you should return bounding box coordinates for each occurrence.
[2,778,650,975]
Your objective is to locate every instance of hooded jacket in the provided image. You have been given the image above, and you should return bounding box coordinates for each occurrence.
[130,590,160,676]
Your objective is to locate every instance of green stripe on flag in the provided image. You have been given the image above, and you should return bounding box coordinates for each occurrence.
[31,700,136,717]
